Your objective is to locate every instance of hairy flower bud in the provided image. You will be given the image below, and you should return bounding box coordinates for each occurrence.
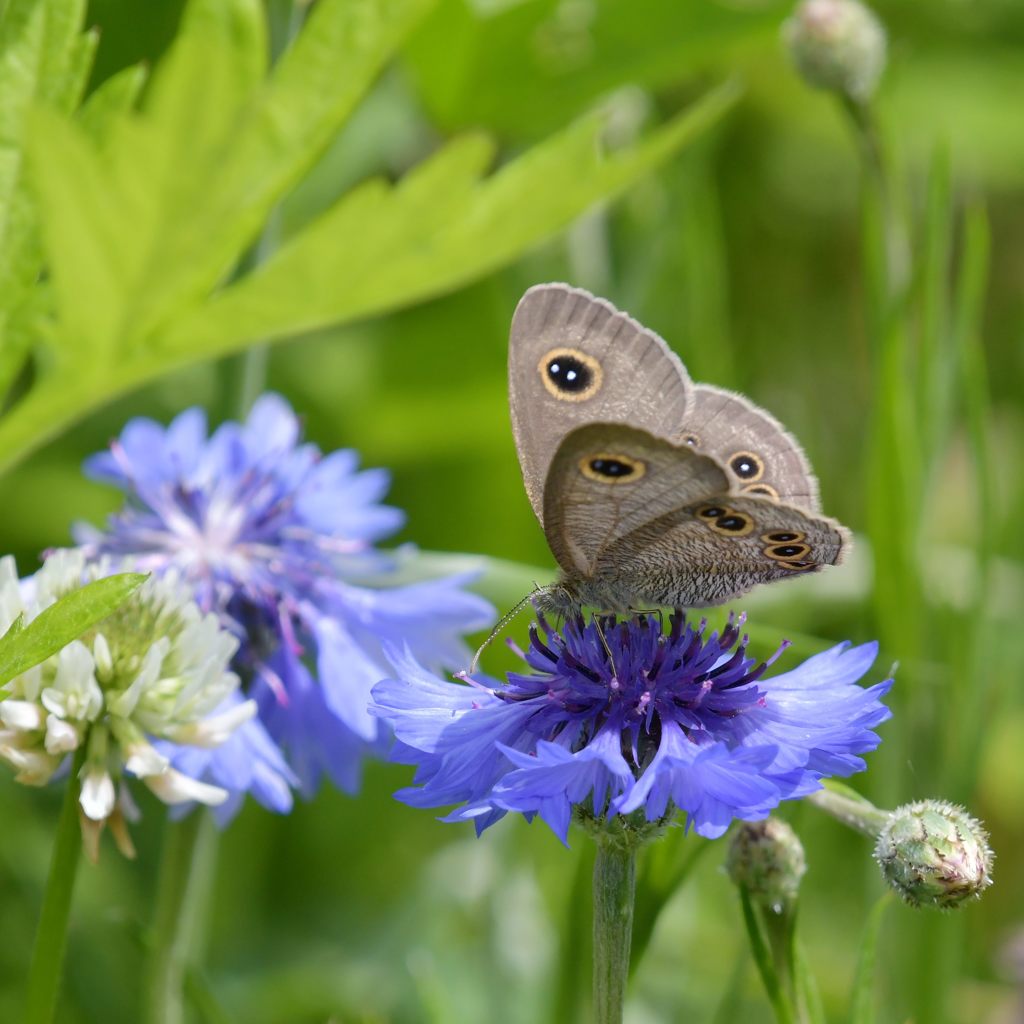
[874,800,993,909]
[782,0,887,102]
[726,817,807,913]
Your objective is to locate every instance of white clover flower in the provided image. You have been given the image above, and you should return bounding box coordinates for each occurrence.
[0,551,254,855]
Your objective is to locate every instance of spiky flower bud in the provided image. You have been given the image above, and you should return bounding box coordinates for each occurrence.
[782,0,887,103]
[726,818,807,913]
[874,800,993,909]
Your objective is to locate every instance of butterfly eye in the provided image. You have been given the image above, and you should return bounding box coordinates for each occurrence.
[778,560,815,573]
[539,347,603,401]
[729,451,763,481]
[580,452,646,484]
[697,505,727,519]
[682,433,701,447]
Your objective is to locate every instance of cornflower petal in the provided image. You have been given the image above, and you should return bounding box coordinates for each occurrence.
[374,612,892,843]
[75,394,494,820]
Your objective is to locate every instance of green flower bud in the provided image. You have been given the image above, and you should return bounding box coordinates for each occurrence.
[782,0,887,103]
[874,800,993,910]
[726,818,807,913]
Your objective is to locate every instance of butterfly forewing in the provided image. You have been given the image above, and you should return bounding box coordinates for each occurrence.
[509,283,694,524]
[678,385,821,511]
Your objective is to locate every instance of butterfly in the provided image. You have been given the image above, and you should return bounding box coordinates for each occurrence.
[508,283,848,617]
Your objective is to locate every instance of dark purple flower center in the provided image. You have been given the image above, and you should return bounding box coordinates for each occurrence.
[499,612,784,769]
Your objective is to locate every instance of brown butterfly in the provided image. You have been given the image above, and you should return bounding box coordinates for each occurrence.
[508,283,848,617]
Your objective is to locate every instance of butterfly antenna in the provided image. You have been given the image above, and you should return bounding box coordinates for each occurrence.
[468,589,543,676]
[592,613,616,670]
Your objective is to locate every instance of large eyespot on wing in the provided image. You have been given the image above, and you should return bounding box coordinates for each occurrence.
[541,422,729,578]
[509,283,695,525]
[676,384,821,512]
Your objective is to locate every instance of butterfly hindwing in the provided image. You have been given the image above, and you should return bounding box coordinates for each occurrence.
[542,423,730,577]
[593,495,848,608]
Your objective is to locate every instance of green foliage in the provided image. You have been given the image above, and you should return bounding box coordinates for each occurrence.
[0,0,1019,1022]
[0,571,146,686]
[0,0,738,477]
[849,895,893,1024]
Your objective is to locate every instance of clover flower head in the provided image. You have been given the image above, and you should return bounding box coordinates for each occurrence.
[372,611,892,845]
[76,394,493,817]
[0,550,251,854]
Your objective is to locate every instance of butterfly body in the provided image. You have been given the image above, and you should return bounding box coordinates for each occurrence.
[510,284,848,615]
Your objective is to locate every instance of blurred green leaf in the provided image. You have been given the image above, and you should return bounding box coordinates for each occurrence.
[405,0,783,139]
[0,2,739,479]
[849,894,893,1024]
[162,82,740,358]
[631,829,710,977]
[0,571,146,686]
[0,0,95,399]
[76,62,147,141]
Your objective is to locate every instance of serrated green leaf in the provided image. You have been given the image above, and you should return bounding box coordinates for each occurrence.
[35,0,87,109]
[0,571,147,687]
[24,105,125,358]
[22,0,437,358]
[76,62,146,142]
[0,83,738,477]
[0,0,94,400]
[156,80,741,355]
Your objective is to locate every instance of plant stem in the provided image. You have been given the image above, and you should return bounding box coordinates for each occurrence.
[806,787,889,837]
[592,836,637,1024]
[739,888,796,1024]
[25,747,86,1024]
[143,811,220,1024]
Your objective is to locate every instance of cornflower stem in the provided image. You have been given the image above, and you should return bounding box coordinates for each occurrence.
[841,95,906,305]
[807,786,889,837]
[739,888,797,1024]
[592,834,638,1024]
[25,747,86,1024]
[144,811,220,1024]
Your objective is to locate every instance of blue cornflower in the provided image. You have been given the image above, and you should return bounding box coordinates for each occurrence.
[371,612,892,844]
[76,393,494,820]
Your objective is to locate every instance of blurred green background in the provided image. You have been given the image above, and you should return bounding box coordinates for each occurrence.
[1,0,1022,1021]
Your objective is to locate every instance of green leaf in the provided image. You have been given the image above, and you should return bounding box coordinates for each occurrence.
[76,62,147,142]
[0,572,147,686]
[404,0,782,139]
[1,0,738,480]
[27,0,434,359]
[156,80,742,356]
[849,895,893,1024]
[630,830,710,976]
[0,0,94,399]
